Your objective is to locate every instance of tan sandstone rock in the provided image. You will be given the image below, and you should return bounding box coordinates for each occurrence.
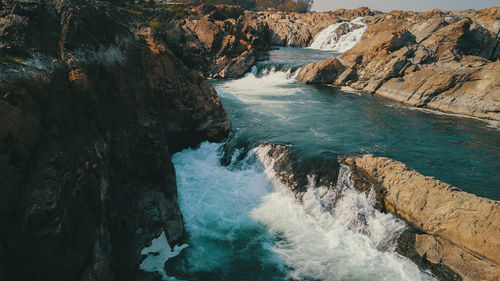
[296,57,345,84]
[300,7,500,120]
[344,155,500,280]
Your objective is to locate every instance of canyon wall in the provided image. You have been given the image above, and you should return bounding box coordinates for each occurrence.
[0,1,229,280]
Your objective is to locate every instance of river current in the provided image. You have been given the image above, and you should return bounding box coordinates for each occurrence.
[143,46,499,280]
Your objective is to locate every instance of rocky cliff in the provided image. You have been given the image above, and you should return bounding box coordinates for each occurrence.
[121,4,499,120]
[0,1,229,281]
[297,7,500,120]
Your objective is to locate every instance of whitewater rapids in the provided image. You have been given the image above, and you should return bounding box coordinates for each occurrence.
[309,17,367,52]
[165,142,436,281]
[139,47,500,280]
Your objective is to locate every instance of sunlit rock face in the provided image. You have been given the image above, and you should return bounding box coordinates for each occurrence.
[298,7,500,120]
[344,155,500,281]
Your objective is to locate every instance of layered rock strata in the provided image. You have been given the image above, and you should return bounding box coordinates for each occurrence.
[255,143,500,280]
[297,7,500,120]
[344,155,500,281]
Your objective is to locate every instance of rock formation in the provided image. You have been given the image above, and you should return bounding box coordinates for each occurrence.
[253,143,500,280]
[253,7,376,46]
[2,1,499,280]
[0,1,229,281]
[152,5,377,78]
[297,7,500,120]
[254,143,340,199]
[160,4,270,78]
[344,155,500,281]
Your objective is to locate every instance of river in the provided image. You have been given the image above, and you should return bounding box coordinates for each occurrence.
[151,46,499,280]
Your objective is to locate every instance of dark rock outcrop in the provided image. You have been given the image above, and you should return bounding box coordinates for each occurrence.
[255,143,340,200]
[0,1,229,281]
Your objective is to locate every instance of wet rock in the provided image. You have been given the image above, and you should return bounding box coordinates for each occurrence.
[255,143,340,200]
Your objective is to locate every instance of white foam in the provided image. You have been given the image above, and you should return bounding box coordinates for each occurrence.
[171,142,278,272]
[216,68,305,118]
[168,143,437,280]
[139,231,188,281]
[253,145,436,281]
[309,17,367,52]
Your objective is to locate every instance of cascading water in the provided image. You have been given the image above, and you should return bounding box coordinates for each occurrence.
[309,17,367,52]
[252,145,434,280]
[163,142,435,281]
[140,47,500,280]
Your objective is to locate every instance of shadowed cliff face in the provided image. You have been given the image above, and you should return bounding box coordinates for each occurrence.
[0,1,229,281]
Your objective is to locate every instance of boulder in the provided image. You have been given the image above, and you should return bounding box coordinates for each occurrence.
[297,57,345,84]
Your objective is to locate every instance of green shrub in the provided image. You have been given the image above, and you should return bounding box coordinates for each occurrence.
[147,20,166,32]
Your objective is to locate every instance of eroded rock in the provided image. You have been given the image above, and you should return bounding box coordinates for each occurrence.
[298,7,500,120]
[0,1,230,281]
[344,155,500,281]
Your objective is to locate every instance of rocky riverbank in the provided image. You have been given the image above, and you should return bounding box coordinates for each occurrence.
[152,4,375,78]
[256,143,500,281]
[297,8,500,120]
[344,155,500,281]
[0,1,229,280]
[2,1,499,280]
[124,4,499,121]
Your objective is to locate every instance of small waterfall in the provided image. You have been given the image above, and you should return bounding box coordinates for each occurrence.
[253,144,436,281]
[309,17,367,52]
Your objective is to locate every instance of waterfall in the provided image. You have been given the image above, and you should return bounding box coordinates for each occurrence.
[309,17,367,52]
[252,144,436,281]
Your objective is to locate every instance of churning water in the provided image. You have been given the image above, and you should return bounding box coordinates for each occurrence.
[308,17,367,52]
[167,142,435,281]
[147,47,499,280]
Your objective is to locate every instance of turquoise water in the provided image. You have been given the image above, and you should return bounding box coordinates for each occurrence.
[217,47,500,200]
[162,47,499,281]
